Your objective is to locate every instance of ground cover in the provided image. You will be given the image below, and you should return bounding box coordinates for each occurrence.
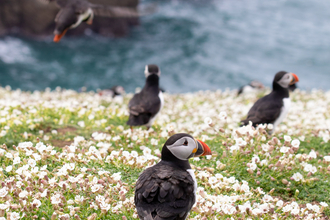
[0,86,329,219]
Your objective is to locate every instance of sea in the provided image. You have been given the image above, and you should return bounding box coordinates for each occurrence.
[0,0,330,93]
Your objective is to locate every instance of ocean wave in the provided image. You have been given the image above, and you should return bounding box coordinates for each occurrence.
[0,37,36,64]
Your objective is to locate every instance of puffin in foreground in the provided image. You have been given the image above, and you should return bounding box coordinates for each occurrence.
[241,71,299,134]
[127,64,163,130]
[135,133,212,220]
[43,0,153,42]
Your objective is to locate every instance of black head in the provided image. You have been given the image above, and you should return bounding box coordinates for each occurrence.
[273,71,299,90]
[144,64,161,77]
[161,133,212,166]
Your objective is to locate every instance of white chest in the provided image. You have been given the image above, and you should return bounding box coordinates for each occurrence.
[273,98,291,132]
[145,91,164,127]
[158,91,164,110]
[186,169,197,197]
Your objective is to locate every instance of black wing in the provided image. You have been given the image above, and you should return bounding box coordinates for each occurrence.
[135,162,195,220]
[128,91,160,117]
[241,93,283,126]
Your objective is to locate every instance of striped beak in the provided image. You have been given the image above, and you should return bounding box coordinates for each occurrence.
[290,73,299,85]
[194,139,212,157]
[53,29,68,43]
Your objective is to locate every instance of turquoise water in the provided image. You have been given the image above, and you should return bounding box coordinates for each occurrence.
[1,0,330,93]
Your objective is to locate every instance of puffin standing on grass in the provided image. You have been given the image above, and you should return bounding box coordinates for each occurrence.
[42,0,152,42]
[241,71,299,134]
[127,64,163,130]
[135,133,212,220]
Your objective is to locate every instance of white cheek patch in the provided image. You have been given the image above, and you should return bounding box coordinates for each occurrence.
[144,65,150,78]
[277,73,292,88]
[167,138,196,160]
[167,146,191,160]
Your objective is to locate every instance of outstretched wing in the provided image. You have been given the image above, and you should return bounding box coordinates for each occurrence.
[135,163,195,220]
[241,93,283,126]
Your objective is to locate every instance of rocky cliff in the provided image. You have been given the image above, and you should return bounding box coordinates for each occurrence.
[0,0,139,38]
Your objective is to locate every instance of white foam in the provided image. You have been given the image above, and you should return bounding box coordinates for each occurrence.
[0,37,35,64]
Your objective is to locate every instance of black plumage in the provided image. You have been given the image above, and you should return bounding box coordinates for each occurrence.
[135,133,212,220]
[127,65,162,129]
[135,161,195,220]
[241,71,299,130]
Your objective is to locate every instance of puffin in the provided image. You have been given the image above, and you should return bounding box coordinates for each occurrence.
[43,0,152,42]
[98,85,125,98]
[135,133,212,220]
[127,64,163,130]
[237,80,265,96]
[241,71,299,134]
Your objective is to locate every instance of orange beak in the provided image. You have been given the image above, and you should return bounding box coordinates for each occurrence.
[53,29,68,43]
[195,139,212,157]
[290,73,299,85]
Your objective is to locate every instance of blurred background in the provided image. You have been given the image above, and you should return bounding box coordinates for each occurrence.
[0,0,330,93]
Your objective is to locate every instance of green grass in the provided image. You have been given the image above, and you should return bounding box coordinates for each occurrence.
[0,88,329,219]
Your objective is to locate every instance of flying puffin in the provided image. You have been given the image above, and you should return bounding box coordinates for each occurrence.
[42,0,152,42]
[127,64,163,130]
[135,133,212,220]
[237,80,265,96]
[241,71,299,134]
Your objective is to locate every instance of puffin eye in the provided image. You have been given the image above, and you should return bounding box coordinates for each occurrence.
[183,140,188,146]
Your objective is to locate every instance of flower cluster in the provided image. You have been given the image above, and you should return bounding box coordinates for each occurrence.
[0,87,328,219]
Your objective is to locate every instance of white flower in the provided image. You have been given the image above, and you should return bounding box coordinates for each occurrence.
[284,135,292,142]
[261,144,269,152]
[276,200,284,207]
[5,152,13,159]
[76,195,85,203]
[51,194,61,205]
[292,172,304,182]
[235,138,246,146]
[308,150,317,159]
[250,163,257,171]
[28,158,36,167]
[260,159,268,166]
[9,212,20,220]
[111,172,121,181]
[267,124,273,130]
[291,139,300,149]
[320,202,328,207]
[13,157,21,165]
[219,111,227,120]
[19,190,28,198]
[32,199,41,208]
[280,146,290,153]
[0,203,8,210]
[5,165,12,172]
[150,138,158,146]
[78,121,85,127]
[204,117,213,126]
[0,188,8,198]
[324,156,330,162]
[91,184,103,193]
